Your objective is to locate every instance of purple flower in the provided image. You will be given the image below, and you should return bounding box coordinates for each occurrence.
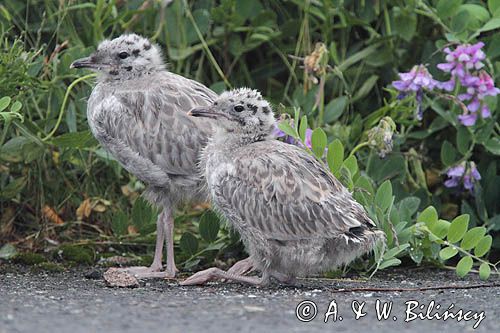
[303,128,313,149]
[444,162,481,192]
[392,65,438,119]
[392,65,439,92]
[437,42,485,79]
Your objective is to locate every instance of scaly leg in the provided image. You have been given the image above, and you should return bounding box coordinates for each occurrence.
[227,257,255,276]
[164,210,178,277]
[105,210,174,279]
[180,267,270,286]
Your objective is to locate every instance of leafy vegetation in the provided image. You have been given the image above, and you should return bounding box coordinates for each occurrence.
[0,0,499,279]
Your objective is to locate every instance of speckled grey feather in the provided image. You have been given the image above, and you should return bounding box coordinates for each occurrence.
[72,34,217,278]
[184,88,385,285]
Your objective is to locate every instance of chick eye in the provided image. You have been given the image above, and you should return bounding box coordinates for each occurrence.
[233,105,245,112]
[118,52,129,59]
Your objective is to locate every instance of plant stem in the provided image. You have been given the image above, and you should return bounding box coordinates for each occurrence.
[41,73,96,141]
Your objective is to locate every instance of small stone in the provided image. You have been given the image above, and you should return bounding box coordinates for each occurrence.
[103,268,139,288]
[84,269,102,280]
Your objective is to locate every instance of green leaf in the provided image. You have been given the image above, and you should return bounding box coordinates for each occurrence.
[398,197,421,222]
[460,227,486,250]
[10,101,22,113]
[437,0,463,19]
[327,139,344,175]
[375,180,392,212]
[393,9,417,41]
[378,258,401,270]
[440,141,457,166]
[456,126,471,155]
[180,232,199,256]
[432,219,451,239]
[352,76,378,102]
[298,115,308,142]
[417,206,438,225]
[0,243,17,259]
[483,137,500,155]
[460,4,491,22]
[489,0,500,15]
[51,131,98,149]
[451,9,471,33]
[477,17,500,33]
[447,214,470,243]
[474,235,492,257]
[342,155,358,178]
[382,244,410,260]
[439,246,458,260]
[311,128,327,158]
[324,96,348,123]
[277,121,298,138]
[479,263,491,280]
[455,256,473,277]
[0,96,11,112]
[0,176,27,199]
[199,211,220,243]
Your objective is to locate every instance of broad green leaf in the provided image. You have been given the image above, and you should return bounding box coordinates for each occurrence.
[439,246,458,260]
[311,128,327,158]
[398,197,421,221]
[417,206,438,225]
[338,44,379,72]
[342,155,358,178]
[460,227,486,250]
[437,0,463,19]
[10,101,22,113]
[393,10,416,41]
[131,197,156,235]
[378,258,401,270]
[478,17,500,33]
[277,121,298,138]
[375,180,392,212]
[455,256,473,277]
[456,126,471,155]
[327,139,343,175]
[440,141,457,166]
[460,4,491,22]
[479,263,491,280]
[199,211,220,243]
[483,137,500,155]
[447,214,470,243]
[0,177,27,199]
[324,96,348,123]
[451,9,472,32]
[489,0,500,15]
[0,96,11,111]
[180,232,198,256]
[474,235,492,257]
[432,219,451,239]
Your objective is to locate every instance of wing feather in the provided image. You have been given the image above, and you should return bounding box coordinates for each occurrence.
[214,141,374,241]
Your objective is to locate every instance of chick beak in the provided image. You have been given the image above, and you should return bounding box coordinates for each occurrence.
[188,107,218,119]
[70,57,95,69]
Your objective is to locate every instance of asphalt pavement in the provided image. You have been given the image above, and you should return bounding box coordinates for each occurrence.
[0,265,498,333]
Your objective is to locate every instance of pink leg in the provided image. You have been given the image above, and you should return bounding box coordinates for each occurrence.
[164,211,178,277]
[106,210,174,279]
[227,257,255,276]
[180,267,270,286]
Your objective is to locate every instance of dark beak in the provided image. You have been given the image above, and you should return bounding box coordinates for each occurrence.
[70,56,95,69]
[188,107,222,119]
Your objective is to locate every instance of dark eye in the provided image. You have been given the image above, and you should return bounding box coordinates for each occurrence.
[118,52,129,59]
[233,105,245,112]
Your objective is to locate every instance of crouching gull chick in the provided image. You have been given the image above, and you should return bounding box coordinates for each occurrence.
[182,88,385,286]
[71,33,218,279]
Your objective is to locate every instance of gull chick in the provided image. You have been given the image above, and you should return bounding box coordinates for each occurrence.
[71,34,217,279]
[182,88,385,286]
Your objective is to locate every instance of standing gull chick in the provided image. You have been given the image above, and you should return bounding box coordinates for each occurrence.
[182,88,385,286]
[71,34,217,278]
